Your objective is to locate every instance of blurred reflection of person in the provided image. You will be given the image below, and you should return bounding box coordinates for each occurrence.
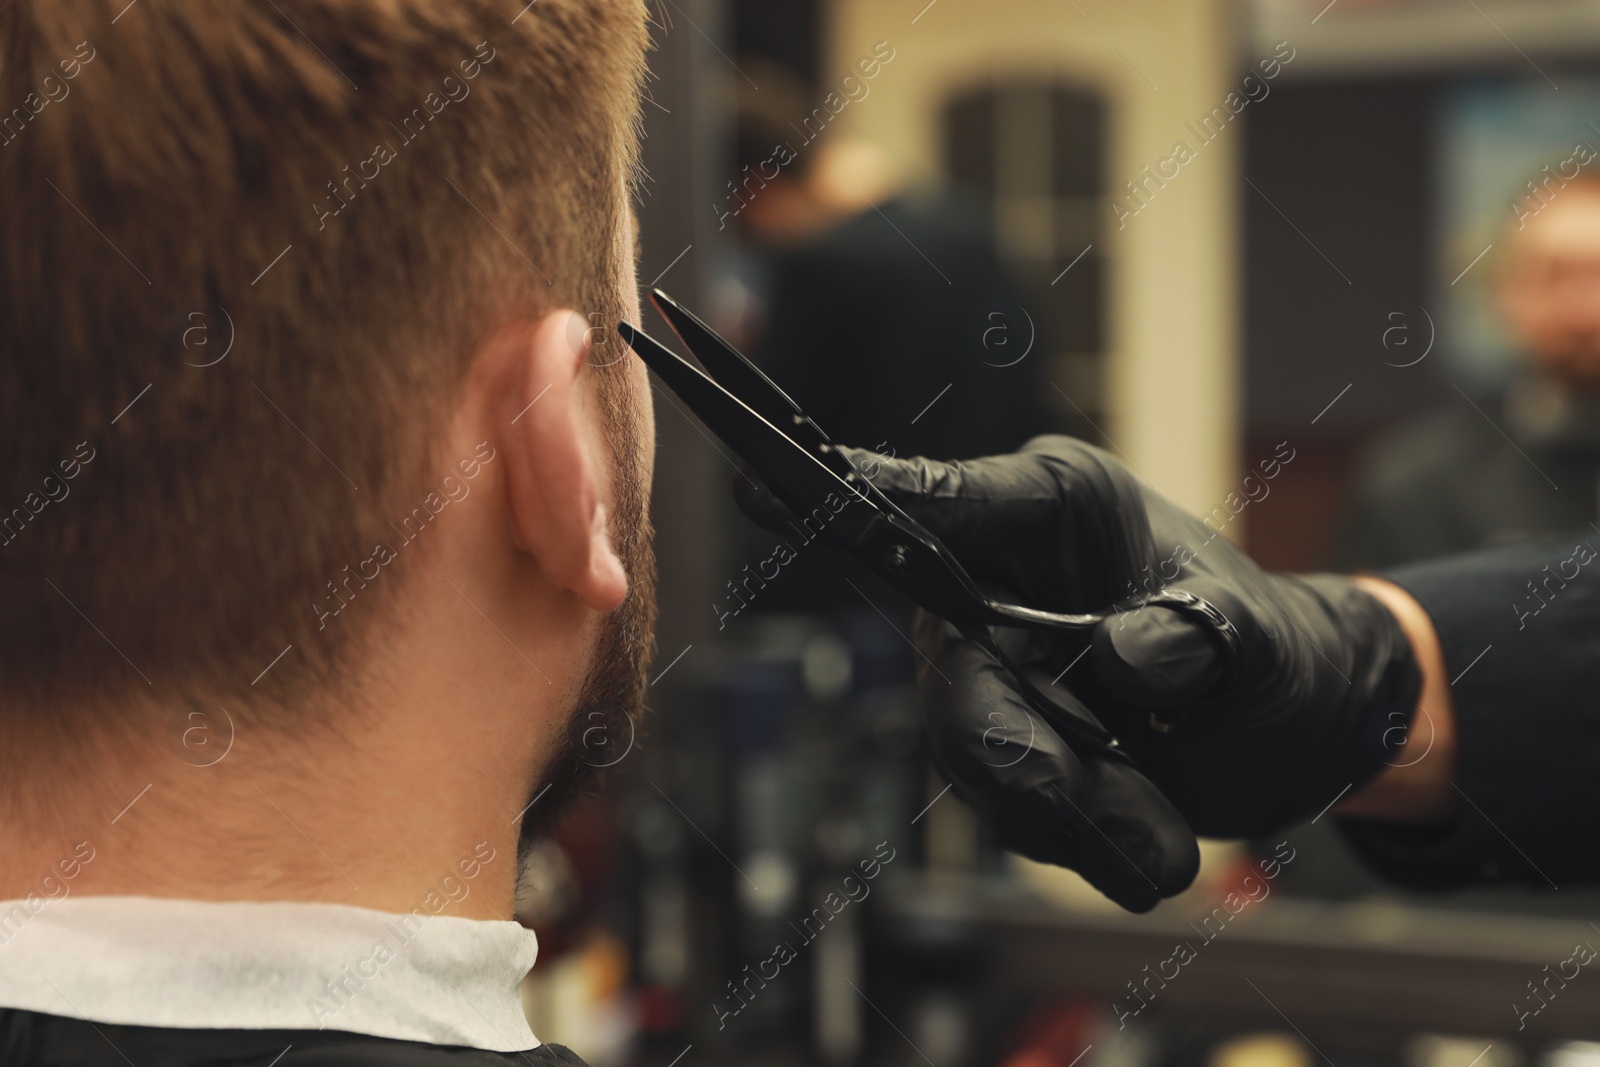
[729,84,1055,464]
[723,76,1058,615]
[1336,174,1600,570]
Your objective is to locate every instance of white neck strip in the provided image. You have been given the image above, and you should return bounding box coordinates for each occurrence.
[0,895,540,1052]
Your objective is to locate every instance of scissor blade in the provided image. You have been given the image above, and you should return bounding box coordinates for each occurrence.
[647,288,854,478]
[621,321,871,525]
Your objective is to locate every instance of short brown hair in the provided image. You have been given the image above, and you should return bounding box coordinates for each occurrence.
[0,0,648,716]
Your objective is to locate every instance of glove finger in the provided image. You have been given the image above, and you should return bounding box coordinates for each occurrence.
[838,437,1154,612]
[915,611,1199,912]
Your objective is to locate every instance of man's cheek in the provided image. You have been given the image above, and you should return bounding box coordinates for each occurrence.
[629,359,656,484]
[619,195,642,323]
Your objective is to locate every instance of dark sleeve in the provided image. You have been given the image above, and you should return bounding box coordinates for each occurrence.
[1336,534,1600,890]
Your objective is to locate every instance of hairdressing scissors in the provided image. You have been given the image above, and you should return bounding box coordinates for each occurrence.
[620,290,1239,765]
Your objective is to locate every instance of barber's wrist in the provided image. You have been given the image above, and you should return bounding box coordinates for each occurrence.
[1335,576,1459,825]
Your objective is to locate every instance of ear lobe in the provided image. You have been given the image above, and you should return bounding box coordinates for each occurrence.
[503,310,628,613]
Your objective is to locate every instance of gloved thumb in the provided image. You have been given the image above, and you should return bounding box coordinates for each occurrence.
[730,445,1044,569]
[842,439,1154,614]
[1092,591,1230,717]
[831,443,1066,554]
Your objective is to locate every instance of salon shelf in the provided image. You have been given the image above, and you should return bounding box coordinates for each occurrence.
[873,872,1600,1039]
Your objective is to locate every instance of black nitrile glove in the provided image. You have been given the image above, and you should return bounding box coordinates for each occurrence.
[734,435,1422,913]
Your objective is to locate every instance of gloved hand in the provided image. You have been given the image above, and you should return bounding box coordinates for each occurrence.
[734,435,1422,913]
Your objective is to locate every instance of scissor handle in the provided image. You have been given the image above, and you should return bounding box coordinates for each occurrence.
[856,505,1240,758]
[862,503,1241,657]
[961,589,1240,760]
[985,589,1237,647]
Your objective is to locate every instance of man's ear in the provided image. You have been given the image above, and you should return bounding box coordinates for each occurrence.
[499,310,627,613]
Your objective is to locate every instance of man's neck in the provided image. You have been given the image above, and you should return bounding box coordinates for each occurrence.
[0,693,541,920]
[2,530,604,920]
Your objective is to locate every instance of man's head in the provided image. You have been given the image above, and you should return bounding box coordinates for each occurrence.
[727,65,897,246]
[0,0,656,894]
[1499,174,1600,392]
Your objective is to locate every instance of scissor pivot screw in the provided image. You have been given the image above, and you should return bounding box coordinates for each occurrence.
[887,544,910,570]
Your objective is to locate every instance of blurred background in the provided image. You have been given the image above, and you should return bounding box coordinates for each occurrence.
[515,1,1600,1065]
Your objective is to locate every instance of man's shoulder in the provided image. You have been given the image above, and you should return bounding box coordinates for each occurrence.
[0,1009,589,1067]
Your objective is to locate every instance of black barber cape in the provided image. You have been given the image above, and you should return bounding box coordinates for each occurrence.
[0,1012,592,1065]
